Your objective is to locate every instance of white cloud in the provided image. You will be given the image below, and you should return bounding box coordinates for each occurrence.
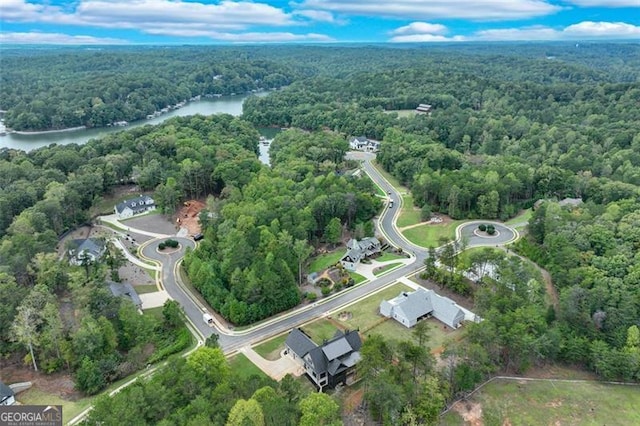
[390,22,448,36]
[0,0,295,34]
[298,0,561,21]
[564,0,640,7]
[0,31,128,44]
[475,21,640,40]
[294,9,339,23]
[390,34,466,42]
[563,21,640,37]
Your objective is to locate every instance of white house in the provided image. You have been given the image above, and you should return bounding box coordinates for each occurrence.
[115,195,156,219]
[68,238,106,266]
[340,237,381,271]
[380,287,467,329]
[349,136,380,152]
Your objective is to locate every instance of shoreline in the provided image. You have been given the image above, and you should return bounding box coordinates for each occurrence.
[11,126,87,136]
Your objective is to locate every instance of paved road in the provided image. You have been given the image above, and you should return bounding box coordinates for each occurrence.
[137,153,518,355]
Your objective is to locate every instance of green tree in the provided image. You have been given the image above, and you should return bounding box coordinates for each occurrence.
[293,239,314,285]
[324,217,342,247]
[298,392,342,426]
[226,399,265,426]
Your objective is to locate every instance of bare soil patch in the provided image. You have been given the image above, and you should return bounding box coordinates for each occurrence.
[0,364,81,401]
[175,200,205,235]
[452,400,483,426]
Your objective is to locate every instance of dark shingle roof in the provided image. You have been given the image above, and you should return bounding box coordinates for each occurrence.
[115,195,155,214]
[70,238,104,258]
[0,381,14,402]
[285,328,317,359]
[108,281,142,307]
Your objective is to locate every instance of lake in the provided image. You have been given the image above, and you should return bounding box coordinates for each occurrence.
[0,92,269,152]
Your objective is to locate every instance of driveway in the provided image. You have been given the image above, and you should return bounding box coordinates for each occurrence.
[238,347,302,381]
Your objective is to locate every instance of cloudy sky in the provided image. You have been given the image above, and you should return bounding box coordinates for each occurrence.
[1,0,639,44]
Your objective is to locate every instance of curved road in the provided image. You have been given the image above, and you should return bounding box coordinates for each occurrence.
[137,153,518,355]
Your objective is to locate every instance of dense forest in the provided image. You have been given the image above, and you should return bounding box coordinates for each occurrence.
[1,43,640,421]
[83,346,343,426]
[184,129,380,325]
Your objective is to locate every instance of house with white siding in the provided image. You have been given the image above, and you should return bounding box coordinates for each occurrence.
[380,287,467,329]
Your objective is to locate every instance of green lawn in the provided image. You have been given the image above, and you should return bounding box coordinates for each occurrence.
[143,306,164,320]
[397,195,424,228]
[301,319,343,343]
[505,208,532,228]
[403,221,464,248]
[349,271,367,284]
[229,354,270,380]
[334,282,460,349]
[17,387,94,425]
[308,250,344,273]
[373,262,403,276]
[135,284,159,294]
[440,379,640,426]
[334,283,413,333]
[376,252,406,262]
[253,334,288,361]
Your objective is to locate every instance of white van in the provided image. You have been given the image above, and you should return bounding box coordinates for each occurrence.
[203,312,214,326]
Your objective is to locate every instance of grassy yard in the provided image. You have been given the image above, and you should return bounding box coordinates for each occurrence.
[334,283,461,350]
[308,250,344,273]
[253,334,288,361]
[373,262,403,276]
[376,252,407,262]
[143,306,164,320]
[301,318,343,343]
[440,379,640,426]
[334,283,413,333]
[18,387,94,425]
[397,194,423,228]
[229,354,270,380]
[349,271,367,284]
[135,284,160,294]
[505,208,532,228]
[403,221,465,248]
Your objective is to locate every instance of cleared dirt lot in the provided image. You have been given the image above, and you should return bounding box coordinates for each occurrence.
[121,213,178,236]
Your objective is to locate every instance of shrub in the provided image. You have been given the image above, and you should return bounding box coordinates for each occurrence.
[321,286,332,297]
[306,292,318,302]
[164,239,179,248]
[486,225,496,235]
[478,224,487,232]
[158,242,166,250]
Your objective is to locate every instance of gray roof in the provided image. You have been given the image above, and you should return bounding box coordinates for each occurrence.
[558,197,583,207]
[382,287,466,328]
[0,381,14,400]
[115,195,155,214]
[393,289,433,322]
[70,238,104,258]
[351,136,368,142]
[285,328,317,359]
[322,338,353,361]
[108,281,142,307]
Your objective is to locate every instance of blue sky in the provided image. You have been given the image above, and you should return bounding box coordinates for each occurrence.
[1,1,639,44]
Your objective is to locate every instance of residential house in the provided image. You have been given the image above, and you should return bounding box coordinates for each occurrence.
[416,103,432,114]
[0,381,15,406]
[285,328,362,390]
[108,281,143,310]
[115,195,156,219]
[68,238,105,266]
[340,237,381,271]
[380,287,466,329]
[349,136,381,152]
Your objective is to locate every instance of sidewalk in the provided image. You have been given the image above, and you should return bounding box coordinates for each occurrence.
[112,238,160,271]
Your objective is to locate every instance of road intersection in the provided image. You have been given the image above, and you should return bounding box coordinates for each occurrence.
[110,153,519,356]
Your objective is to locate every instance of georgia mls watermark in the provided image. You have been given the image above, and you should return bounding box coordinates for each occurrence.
[0,405,62,426]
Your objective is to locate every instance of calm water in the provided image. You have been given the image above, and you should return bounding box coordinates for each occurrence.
[0,92,269,152]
